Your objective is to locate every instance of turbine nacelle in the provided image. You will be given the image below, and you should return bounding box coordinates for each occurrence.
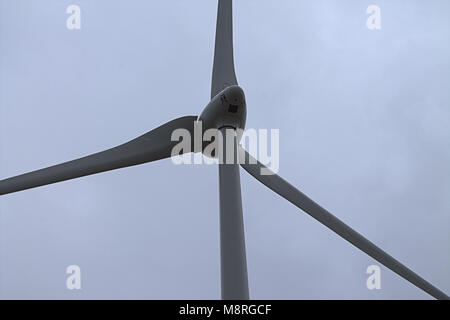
[199,85,247,131]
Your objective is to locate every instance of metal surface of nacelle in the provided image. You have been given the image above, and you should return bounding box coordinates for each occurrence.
[199,85,247,131]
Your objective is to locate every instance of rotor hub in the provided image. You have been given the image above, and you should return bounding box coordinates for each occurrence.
[199,85,247,131]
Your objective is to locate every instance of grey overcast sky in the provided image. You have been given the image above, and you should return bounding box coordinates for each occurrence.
[1,0,449,299]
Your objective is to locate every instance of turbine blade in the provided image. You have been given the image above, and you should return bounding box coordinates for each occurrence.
[0,116,198,196]
[211,0,238,99]
[239,148,449,300]
[218,129,249,300]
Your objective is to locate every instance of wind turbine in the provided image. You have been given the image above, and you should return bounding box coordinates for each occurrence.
[0,0,448,300]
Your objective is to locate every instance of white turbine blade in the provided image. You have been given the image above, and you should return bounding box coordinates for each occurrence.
[218,129,249,300]
[211,0,238,99]
[0,116,197,196]
[240,148,449,300]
